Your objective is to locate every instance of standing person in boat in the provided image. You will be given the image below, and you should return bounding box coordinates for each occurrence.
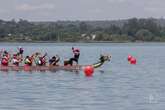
[49,55,60,66]
[64,47,80,66]
[1,50,10,66]
[34,52,47,66]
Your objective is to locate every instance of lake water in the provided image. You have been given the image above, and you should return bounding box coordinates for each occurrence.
[0,43,164,110]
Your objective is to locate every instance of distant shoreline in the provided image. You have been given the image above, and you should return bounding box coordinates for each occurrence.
[0,40,165,43]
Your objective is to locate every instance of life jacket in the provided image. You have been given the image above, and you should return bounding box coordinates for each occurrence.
[73,49,80,60]
[24,58,32,66]
[1,56,9,66]
[12,58,19,66]
[35,57,46,66]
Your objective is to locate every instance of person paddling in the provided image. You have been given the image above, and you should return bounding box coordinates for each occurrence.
[34,52,47,66]
[49,55,60,66]
[24,55,34,66]
[12,53,22,66]
[1,50,10,66]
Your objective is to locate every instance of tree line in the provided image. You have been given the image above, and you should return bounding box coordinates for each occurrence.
[0,18,165,42]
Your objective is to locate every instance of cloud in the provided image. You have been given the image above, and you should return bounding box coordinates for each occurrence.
[143,0,165,14]
[0,9,7,14]
[0,0,165,21]
[107,0,130,3]
[89,9,103,14]
[16,3,55,11]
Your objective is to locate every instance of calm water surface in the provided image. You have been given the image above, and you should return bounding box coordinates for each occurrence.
[0,43,164,110]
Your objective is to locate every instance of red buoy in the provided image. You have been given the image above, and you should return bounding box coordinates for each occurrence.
[127,55,132,61]
[130,57,136,64]
[84,65,94,76]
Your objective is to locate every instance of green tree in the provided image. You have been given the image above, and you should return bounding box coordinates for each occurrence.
[135,29,153,41]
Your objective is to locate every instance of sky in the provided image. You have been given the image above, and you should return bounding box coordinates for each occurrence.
[0,0,165,21]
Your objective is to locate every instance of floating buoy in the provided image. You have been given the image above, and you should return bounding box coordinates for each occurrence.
[84,65,94,76]
[127,55,132,61]
[130,57,136,64]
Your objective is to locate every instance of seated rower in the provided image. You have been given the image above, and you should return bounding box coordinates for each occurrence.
[1,51,10,66]
[12,54,22,66]
[1,56,9,66]
[34,52,47,66]
[64,47,80,66]
[24,56,33,66]
[49,55,60,66]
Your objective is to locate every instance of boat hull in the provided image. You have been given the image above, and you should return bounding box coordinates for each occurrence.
[0,65,83,72]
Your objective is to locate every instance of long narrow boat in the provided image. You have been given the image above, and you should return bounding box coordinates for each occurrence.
[0,55,111,72]
[0,65,82,72]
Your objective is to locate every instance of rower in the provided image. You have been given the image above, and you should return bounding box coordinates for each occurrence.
[3,50,10,58]
[64,47,80,66]
[24,56,33,66]
[34,52,47,66]
[49,55,60,66]
[1,56,9,66]
[1,50,10,66]
[12,54,19,66]
[12,53,23,66]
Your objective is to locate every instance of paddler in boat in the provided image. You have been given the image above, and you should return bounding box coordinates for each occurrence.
[24,54,34,66]
[64,47,80,66]
[34,52,47,66]
[11,53,22,66]
[1,50,10,66]
[49,55,60,66]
